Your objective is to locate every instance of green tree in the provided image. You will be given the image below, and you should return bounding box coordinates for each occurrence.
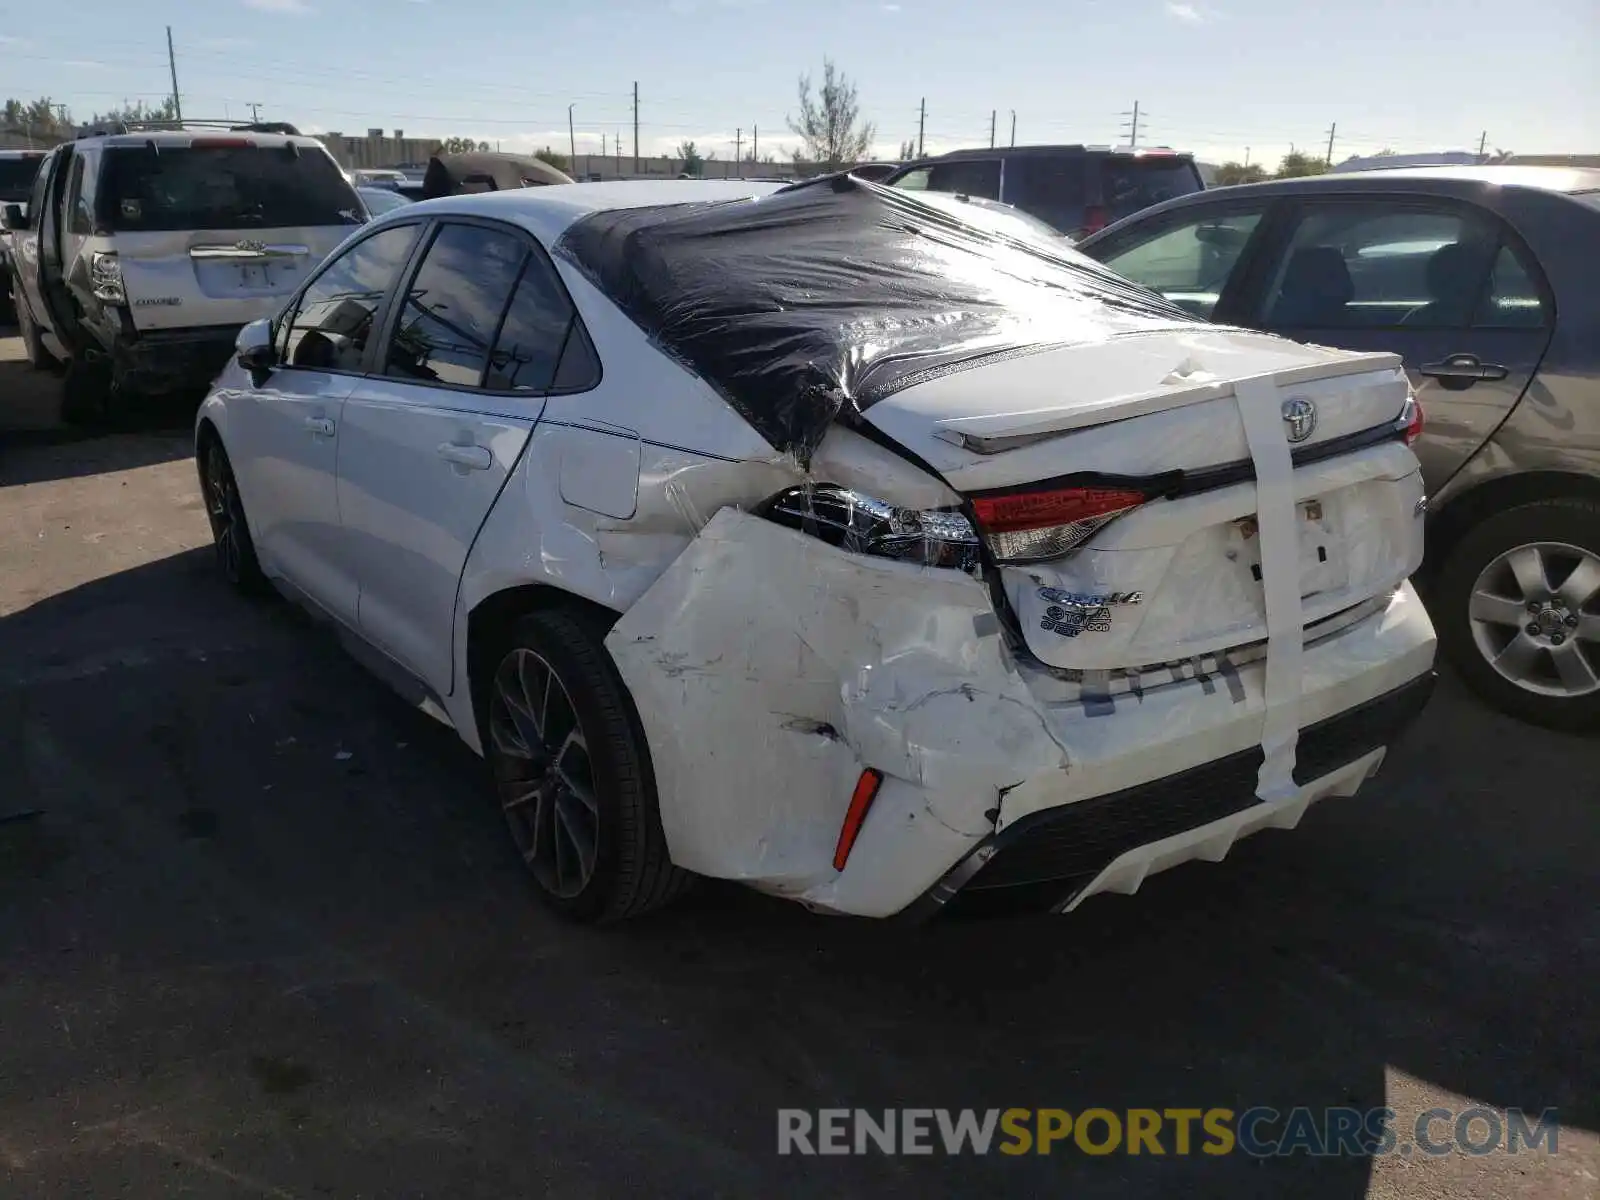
[533,146,570,171]
[674,140,706,176]
[85,98,179,128]
[897,138,917,160]
[786,58,875,171]
[1213,161,1268,186]
[1275,149,1329,179]
[2,97,71,142]
[437,136,491,154]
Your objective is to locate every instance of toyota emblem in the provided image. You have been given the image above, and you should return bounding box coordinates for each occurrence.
[1281,396,1317,443]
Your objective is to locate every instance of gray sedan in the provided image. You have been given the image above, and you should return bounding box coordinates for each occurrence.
[1078,166,1600,731]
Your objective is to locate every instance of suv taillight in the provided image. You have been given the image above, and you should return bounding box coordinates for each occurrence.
[89,251,125,305]
[970,485,1146,564]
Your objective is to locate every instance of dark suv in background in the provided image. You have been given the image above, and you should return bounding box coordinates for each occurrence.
[883,145,1205,238]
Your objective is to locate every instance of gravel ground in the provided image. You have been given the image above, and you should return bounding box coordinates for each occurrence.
[1,358,1597,1199]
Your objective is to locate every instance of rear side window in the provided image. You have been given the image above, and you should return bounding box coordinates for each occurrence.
[485,255,581,392]
[281,223,420,373]
[384,223,527,388]
[96,144,364,232]
[1101,157,1203,223]
[1005,156,1088,231]
[1473,242,1549,328]
[0,156,43,203]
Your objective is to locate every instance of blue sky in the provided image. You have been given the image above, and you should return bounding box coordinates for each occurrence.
[2,0,1595,167]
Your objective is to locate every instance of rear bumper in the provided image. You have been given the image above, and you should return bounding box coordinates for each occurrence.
[110,323,241,394]
[912,670,1435,917]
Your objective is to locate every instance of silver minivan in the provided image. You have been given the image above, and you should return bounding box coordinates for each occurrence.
[3,121,365,420]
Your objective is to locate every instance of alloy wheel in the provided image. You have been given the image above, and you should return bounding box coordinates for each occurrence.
[489,648,600,898]
[203,448,244,582]
[1467,541,1600,698]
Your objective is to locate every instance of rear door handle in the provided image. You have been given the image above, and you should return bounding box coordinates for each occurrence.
[1419,354,1509,390]
[303,416,335,436]
[437,442,493,471]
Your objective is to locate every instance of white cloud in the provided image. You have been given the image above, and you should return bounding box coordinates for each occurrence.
[242,0,315,13]
[882,2,902,9]
[1165,2,1205,21]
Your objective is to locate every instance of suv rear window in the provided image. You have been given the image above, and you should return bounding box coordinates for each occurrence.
[96,144,364,232]
[0,156,44,203]
[1101,157,1203,223]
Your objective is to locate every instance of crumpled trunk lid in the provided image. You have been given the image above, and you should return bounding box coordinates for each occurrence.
[860,327,1424,673]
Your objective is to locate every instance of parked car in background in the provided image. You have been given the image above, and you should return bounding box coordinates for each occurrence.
[884,145,1205,239]
[3,121,365,421]
[193,177,1434,925]
[357,185,413,217]
[350,168,409,187]
[1078,166,1600,729]
[0,148,47,322]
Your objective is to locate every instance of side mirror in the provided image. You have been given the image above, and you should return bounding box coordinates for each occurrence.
[2,204,27,232]
[235,318,277,383]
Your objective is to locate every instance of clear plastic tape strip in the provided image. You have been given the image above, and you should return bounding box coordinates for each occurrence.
[1233,376,1303,801]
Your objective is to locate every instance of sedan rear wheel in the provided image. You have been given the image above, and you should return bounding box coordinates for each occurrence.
[200,438,266,594]
[1437,498,1600,731]
[485,609,691,922]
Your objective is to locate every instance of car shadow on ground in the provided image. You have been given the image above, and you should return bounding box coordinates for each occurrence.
[1,548,1596,1198]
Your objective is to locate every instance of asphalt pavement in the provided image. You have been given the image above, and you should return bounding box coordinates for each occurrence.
[1,341,1597,1199]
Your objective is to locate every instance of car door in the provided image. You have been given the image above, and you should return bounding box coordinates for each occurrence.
[337,217,590,697]
[1081,198,1279,319]
[1239,198,1555,492]
[230,220,424,624]
[14,147,71,350]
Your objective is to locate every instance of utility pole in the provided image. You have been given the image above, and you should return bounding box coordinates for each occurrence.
[602,132,606,157]
[247,102,262,123]
[632,82,639,176]
[734,128,742,167]
[1009,109,1016,147]
[1121,100,1141,149]
[1243,146,1251,168]
[989,109,996,149]
[752,124,758,163]
[1477,129,1488,160]
[568,103,577,168]
[1325,122,1336,166]
[166,26,183,122]
[917,97,926,157]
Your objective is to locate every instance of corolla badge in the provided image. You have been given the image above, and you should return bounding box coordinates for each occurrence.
[1281,396,1317,443]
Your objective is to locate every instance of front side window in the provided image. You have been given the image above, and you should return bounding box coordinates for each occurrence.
[1096,208,1265,319]
[384,223,527,388]
[280,223,420,372]
[1258,203,1498,329]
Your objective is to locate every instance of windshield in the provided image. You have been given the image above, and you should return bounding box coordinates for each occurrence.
[97,144,365,232]
[1101,158,1203,222]
[0,157,43,203]
[359,187,412,216]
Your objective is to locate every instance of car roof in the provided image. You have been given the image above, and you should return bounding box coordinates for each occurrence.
[382,179,789,243]
[1204,164,1600,198]
[74,130,326,150]
[908,144,1191,161]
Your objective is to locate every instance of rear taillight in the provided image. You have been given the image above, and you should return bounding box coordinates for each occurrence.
[1400,394,1424,446]
[970,485,1146,564]
[89,251,125,305]
[1081,205,1108,235]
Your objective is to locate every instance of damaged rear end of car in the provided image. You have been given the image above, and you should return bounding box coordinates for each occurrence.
[554,175,1438,919]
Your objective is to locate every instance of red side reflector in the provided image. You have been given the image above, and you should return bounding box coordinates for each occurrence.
[971,486,1146,534]
[190,137,254,148]
[832,768,885,871]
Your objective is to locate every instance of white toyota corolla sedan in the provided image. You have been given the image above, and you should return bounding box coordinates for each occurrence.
[195,176,1437,923]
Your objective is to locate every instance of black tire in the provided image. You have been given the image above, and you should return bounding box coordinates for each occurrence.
[1434,497,1600,732]
[60,354,113,426]
[15,289,57,370]
[485,608,692,923]
[199,436,267,594]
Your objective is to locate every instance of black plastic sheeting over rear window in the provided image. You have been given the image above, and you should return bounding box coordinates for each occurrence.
[555,175,1201,462]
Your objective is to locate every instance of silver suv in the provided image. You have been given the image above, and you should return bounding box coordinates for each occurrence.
[3,121,365,420]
